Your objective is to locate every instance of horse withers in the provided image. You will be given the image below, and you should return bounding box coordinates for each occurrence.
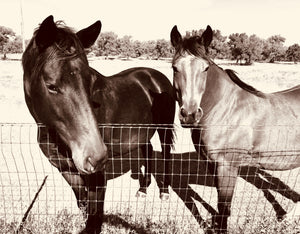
[170,25,300,233]
[23,16,175,233]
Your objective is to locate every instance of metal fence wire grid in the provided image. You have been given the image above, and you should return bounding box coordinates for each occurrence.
[0,123,299,233]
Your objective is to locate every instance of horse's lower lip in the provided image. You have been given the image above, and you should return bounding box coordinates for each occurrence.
[78,168,93,175]
[180,117,199,128]
[180,120,194,128]
[193,122,200,127]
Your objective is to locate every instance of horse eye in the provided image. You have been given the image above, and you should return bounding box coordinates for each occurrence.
[204,66,209,72]
[172,66,179,73]
[46,84,59,94]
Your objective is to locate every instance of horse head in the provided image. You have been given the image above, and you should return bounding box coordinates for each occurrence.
[22,15,107,174]
[171,25,213,127]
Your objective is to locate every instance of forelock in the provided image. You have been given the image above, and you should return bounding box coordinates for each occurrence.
[173,36,211,64]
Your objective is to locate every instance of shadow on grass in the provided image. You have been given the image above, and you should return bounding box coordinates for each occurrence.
[3,150,298,233]
[103,214,147,233]
[105,150,300,229]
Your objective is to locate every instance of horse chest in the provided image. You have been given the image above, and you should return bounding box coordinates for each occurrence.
[99,126,155,156]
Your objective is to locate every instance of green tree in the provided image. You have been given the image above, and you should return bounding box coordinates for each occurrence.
[228,33,264,64]
[210,29,230,59]
[95,31,118,57]
[117,35,135,59]
[132,40,143,57]
[246,34,264,63]
[155,39,173,59]
[228,33,249,64]
[286,44,300,63]
[5,35,23,53]
[142,40,157,59]
[0,26,16,59]
[262,35,286,63]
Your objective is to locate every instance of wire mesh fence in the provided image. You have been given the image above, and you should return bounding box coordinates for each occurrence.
[0,123,299,233]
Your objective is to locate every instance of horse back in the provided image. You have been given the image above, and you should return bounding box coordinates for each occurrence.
[112,67,174,94]
[106,67,176,125]
[91,67,176,153]
[92,67,175,115]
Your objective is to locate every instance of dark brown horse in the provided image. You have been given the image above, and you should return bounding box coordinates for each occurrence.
[23,16,175,233]
[170,25,300,233]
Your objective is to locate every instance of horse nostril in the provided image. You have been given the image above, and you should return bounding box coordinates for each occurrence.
[195,108,203,121]
[180,108,188,117]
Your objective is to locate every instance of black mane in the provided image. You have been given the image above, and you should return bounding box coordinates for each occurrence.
[173,36,211,62]
[225,69,266,98]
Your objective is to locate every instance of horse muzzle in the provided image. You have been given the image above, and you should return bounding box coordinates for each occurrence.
[72,143,108,175]
[179,107,203,127]
[84,153,108,174]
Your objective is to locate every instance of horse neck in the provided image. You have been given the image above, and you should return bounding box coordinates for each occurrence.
[201,65,238,119]
[90,67,114,105]
[90,67,106,80]
[90,67,109,89]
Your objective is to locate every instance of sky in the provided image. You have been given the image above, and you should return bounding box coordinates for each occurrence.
[1,0,300,46]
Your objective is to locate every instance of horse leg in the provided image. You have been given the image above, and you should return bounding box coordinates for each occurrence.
[213,163,239,233]
[61,172,88,209]
[157,127,173,200]
[80,172,106,234]
[38,127,105,233]
[150,91,175,200]
[136,143,153,197]
[191,129,217,175]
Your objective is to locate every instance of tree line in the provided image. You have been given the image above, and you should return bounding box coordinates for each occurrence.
[1,25,300,64]
[89,32,174,60]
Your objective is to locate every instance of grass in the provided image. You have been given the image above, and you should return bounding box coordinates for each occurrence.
[0,209,86,234]
[0,58,299,233]
[0,207,202,234]
[1,208,298,233]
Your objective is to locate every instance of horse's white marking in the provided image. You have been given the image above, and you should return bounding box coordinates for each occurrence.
[174,54,209,113]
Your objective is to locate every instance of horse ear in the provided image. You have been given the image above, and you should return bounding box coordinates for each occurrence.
[200,25,213,49]
[171,25,182,47]
[35,15,57,51]
[76,21,102,48]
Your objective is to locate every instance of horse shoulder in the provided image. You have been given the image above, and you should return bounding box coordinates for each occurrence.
[124,67,173,92]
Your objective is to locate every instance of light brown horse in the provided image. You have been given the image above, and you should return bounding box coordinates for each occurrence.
[170,25,300,233]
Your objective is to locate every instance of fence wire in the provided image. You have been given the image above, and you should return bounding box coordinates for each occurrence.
[0,123,299,234]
